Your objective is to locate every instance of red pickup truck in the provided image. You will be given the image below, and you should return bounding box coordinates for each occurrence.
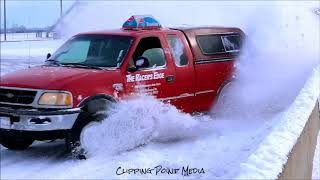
[0,16,244,158]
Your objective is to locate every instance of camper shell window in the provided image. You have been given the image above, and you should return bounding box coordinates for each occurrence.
[196,34,241,55]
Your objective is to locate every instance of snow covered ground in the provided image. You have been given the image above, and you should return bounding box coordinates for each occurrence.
[1,1,320,179]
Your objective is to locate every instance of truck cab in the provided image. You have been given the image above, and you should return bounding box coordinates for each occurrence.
[0,15,244,158]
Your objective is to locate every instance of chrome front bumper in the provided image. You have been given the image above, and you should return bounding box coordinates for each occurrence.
[0,107,81,131]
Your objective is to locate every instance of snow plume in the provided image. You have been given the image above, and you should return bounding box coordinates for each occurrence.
[81,96,208,158]
[211,2,320,119]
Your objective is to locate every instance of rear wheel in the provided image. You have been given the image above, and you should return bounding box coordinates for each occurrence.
[216,81,232,105]
[1,137,34,150]
[67,98,113,159]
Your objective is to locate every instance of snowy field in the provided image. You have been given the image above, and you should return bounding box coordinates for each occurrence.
[1,1,320,179]
[0,40,63,76]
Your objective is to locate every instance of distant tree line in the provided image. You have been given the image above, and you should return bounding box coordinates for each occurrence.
[0,24,53,33]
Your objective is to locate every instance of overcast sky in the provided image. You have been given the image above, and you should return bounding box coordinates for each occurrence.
[1,0,75,28]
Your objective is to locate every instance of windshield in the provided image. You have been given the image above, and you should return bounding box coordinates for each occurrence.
[49,35,133,68]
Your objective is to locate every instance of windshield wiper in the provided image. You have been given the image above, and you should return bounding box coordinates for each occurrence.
[61,63,104,70]
[44,59,61,66]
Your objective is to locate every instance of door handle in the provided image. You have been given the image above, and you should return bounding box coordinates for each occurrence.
[166,75,174,82]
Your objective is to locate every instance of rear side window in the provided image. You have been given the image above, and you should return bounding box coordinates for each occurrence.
[221,35,241,52]
[166,35,188,66]
[196,34,241,55]
[197,35,225,54]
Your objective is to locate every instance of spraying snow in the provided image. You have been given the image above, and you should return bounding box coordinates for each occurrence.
[1,1,319,179]
[81,96,204,157]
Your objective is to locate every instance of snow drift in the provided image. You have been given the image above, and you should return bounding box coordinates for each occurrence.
[237,67,320,179]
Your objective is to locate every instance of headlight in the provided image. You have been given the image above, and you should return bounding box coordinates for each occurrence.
[38,92,72,106]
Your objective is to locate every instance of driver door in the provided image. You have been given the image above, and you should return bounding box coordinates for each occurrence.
[124,36,175,100]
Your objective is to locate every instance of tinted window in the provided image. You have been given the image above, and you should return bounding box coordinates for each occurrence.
[197,34,242,55]
[50,35,133,68]
[166,35,188,66]
[222,35,241,52]
[197,35,225,54]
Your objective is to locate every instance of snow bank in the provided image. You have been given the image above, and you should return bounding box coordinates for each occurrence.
[237,67,320,179]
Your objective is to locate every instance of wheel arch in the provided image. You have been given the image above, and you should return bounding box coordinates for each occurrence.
[216,79,233,97]
[77,93,117,108]
[70,93,117,143]
[215,79,234,104]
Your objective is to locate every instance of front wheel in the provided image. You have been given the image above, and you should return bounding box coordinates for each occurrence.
[1,137,34,150]
[67,98,113,159]
[68,112,104,160]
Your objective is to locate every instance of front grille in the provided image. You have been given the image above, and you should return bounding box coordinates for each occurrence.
[0,88,37,105]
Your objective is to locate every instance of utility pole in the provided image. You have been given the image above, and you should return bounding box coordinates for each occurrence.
[4,0,7,41]
[60,0,63,18]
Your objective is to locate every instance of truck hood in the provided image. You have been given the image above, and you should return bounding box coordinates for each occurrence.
[0,66,119,90]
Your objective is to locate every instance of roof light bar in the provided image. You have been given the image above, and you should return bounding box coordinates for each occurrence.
[122,15,161,30]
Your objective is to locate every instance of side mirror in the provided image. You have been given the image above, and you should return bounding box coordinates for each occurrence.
[46,53,51,60]
[135,56,150,69]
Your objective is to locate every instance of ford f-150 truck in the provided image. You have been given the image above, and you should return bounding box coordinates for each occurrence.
[0,15,244,159]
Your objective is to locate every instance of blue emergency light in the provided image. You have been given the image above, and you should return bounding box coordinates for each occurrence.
[122,15,162,30]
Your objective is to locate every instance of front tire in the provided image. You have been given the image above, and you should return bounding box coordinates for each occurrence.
[68,98,113,159]
[1,137,34,150]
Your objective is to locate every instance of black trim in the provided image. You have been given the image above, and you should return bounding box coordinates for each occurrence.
[194,58,233,64]
[77,94,116,108]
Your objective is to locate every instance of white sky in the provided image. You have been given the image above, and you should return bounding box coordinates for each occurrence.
[1,0,75,28]
[0,1,318,29]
